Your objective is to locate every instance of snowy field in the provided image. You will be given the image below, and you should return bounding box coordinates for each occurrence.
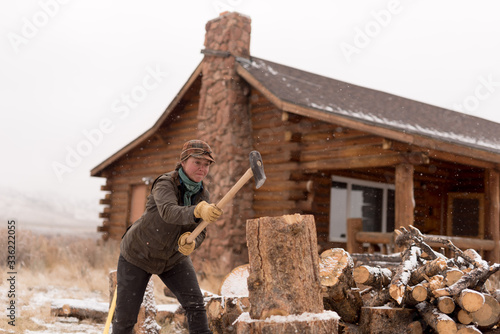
[0,283,106,334]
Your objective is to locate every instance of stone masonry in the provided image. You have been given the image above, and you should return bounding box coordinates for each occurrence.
[194,12,254,287]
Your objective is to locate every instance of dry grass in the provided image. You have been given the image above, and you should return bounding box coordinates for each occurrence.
[0,228,182,333]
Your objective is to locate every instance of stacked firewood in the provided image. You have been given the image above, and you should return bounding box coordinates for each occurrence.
[319,225,500,334]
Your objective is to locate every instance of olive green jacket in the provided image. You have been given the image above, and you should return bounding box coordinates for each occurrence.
[120,170,209,274]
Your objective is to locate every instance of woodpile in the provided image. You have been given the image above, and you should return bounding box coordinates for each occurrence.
[320,225,500,333]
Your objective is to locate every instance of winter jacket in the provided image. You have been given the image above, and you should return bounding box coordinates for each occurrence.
[120,170,209,274]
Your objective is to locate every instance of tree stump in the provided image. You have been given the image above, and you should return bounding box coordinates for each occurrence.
[359,306,416,334]
[238,214,338,333]
[246,214,323,319]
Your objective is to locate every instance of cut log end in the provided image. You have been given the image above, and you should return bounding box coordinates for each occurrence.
[389,284,405,304]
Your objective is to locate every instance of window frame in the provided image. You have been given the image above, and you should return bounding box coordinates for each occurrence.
[329,175,395,242]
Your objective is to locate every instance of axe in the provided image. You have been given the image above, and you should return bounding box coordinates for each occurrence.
[184,150,266,244]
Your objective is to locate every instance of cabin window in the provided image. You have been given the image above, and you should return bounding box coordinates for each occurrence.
[128,184,148,227]
[329,176,395,242]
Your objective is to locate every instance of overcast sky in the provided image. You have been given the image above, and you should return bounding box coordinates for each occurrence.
[1,0,500,226]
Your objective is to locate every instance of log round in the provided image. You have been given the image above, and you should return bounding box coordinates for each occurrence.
[437,296,455,314]
[470,294,500,329]
[218,264,249,297]
[246,214,324,320]
[457,309,473,325]
[456,289,484,313]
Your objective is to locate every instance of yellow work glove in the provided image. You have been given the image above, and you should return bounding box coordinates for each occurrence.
[178,232,195,256]
[194,201,222,223]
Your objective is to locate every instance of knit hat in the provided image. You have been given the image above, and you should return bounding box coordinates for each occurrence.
[180,140,215,163]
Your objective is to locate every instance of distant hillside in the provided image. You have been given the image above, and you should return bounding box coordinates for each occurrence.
[0,188,102,237]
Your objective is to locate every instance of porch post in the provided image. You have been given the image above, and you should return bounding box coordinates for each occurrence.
[395,163,414,230]
[485,169,500,263]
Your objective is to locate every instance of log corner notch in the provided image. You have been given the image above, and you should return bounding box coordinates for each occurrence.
[236,214,339,333]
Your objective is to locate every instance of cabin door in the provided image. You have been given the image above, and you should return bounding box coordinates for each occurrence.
[128,184,148,227]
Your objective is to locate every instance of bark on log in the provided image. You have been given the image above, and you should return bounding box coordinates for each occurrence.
[50,300,108,322]
[456,324,482,334]
[207,296,250,334]
[416,301,457,334]
[433,265,490,298]
[409,257,448,285]
[351,252,402,263]
[365,288,392,308]
[359,306,417,334]
[470,294,500,329]
[353,265,392,288]
[235,311,340,334]
[320,248,363,323]
[246,214,323,319]
[390,245,421,304]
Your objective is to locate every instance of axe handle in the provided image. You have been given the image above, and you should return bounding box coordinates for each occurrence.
[186,168,254,244]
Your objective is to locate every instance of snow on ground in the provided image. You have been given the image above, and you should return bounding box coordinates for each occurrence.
[0,283,106,334]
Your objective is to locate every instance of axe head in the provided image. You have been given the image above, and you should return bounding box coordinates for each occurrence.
[249,151,266,189]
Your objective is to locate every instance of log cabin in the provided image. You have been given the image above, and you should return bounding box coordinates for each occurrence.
[91,12,500,286]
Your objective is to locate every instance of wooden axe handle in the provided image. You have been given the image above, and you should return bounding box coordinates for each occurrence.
[186,168,254,244]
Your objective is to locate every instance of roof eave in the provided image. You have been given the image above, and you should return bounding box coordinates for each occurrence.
[236,63,500,167]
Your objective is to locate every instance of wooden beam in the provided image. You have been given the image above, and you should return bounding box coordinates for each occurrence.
[395,163,415,229]
[300,152,428,173]
[347,218,364,254]
[485,169,500,262]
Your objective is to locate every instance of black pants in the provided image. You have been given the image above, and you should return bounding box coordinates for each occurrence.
[112,255,212,334]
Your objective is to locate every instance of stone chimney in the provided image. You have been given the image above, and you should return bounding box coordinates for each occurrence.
[195,12,253,288]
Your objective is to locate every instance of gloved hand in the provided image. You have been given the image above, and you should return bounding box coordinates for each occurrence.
[178,232,195,256]
[194,201,222,223]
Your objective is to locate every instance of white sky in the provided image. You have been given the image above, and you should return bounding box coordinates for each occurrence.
[1,0,500,224]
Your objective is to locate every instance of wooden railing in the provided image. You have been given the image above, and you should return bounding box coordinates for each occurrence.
[346,218,497,258]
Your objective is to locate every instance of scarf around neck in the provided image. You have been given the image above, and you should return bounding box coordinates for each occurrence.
[178,168,202,206]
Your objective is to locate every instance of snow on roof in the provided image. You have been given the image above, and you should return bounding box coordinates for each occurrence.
[239,57,500,155]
